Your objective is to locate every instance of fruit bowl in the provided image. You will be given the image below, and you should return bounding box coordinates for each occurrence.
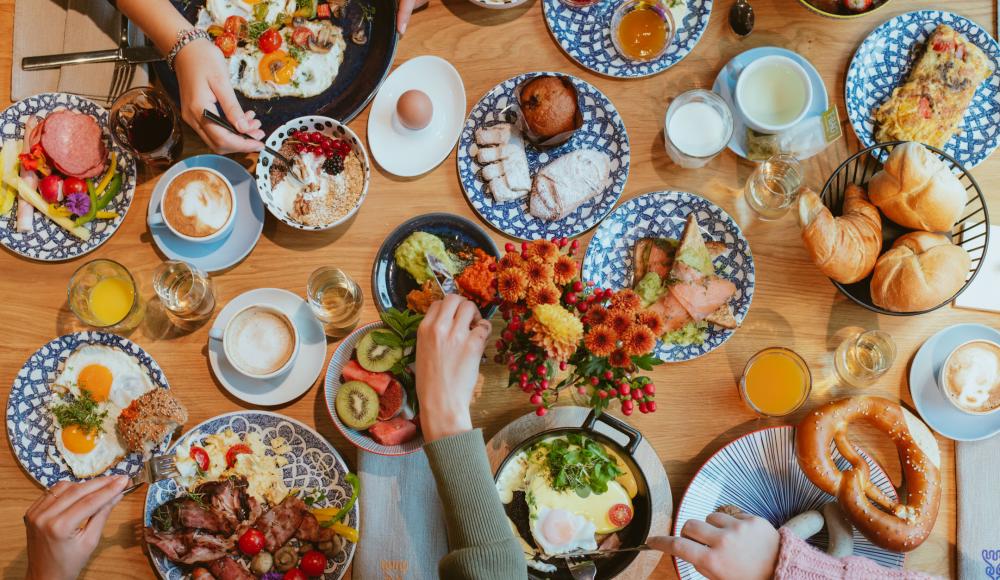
[797,0,895,19]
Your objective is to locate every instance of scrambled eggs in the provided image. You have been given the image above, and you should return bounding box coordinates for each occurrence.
[175,429,291,506]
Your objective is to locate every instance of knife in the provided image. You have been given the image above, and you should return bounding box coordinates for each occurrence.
[425,252,457,296]
[22,46,162,71]
[556,544,654,559]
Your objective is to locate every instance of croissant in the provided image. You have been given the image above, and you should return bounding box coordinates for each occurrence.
[798,185,882,284]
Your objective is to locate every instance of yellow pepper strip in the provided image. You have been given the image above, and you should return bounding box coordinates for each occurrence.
[95,210,118,219]
[95,152,117,195]
[49,203,72,218]
[326,521,359,543]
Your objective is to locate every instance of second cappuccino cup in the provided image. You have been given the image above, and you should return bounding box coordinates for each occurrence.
[210,304,299,380]
[151,167,236,243]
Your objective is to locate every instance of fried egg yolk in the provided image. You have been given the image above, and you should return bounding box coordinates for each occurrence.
[61,425,98,454]
[77,364,114,402]
[259,50,298,85]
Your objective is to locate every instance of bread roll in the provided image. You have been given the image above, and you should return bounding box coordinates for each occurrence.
[798,185,882,284]
[868,142,966,232]
[871,231,970,312]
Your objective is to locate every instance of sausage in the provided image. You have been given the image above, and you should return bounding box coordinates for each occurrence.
[781,510,824,540]
[821,502,855,557]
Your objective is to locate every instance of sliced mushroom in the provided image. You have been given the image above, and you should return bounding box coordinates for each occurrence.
[328,0,347,18]
[351,21,368,45]
[309,22,337,53]
[274,545,298,572]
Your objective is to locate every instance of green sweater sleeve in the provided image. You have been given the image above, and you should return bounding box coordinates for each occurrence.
[424,429,528,580]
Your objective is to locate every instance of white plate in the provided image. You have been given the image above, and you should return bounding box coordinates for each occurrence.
[208,288,326,406]
[367,56,466,177]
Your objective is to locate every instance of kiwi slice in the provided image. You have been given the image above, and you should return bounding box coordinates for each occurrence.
[356,330,404,372]
[336,381,379,430]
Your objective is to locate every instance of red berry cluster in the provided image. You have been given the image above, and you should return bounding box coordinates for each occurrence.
[289,130,351,159]
[582,372,657,416]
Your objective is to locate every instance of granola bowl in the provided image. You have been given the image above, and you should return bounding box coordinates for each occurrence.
[256,115,371,231]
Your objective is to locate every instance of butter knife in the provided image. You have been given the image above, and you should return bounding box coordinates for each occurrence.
[22,46,162,71]
[556,544,654,560]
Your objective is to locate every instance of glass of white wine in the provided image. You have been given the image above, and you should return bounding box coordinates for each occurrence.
[834,330,897,388]
[744,153,803,220]
[307,267,363,339]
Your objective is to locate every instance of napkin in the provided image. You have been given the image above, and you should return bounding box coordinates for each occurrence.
[12,0,150,103]
[955,225,1000,313]
[957,437,1000,580]
[355,451,449,579]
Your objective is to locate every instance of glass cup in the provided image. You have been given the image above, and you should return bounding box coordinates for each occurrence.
[834,330,896,388]
[109,87,183,170]
[559,0,603,9]
[610,0,676,62]
[740,347,812,417]
[68,259,143,330]
[744,154,804,220]
[307,267,363,339]
[664,89,734,169]
[153,260,216,326]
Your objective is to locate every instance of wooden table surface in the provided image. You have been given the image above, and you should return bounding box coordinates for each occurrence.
[1,0,996,578]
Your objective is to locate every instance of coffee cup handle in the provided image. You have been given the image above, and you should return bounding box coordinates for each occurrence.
[208,326,224,341]
[149,210,165,228]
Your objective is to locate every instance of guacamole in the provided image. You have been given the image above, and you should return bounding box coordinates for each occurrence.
[635,272,669,308]
[663,320,709,346]
[395,232,458,284]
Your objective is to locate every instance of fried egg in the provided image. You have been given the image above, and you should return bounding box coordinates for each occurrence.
[201,0,294,26]
[229,22,345,99]
[531,507,598,555]
[527,475,634,535]
[54,410,127,478]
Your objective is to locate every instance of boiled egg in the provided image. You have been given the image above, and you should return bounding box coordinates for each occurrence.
[531,507,598,555]
[57,345,154,409]
[396,90,434,130]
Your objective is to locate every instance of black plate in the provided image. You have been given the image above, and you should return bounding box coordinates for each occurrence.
[155,0,398,132]
[494,410,653,580]
[372,213,500,319]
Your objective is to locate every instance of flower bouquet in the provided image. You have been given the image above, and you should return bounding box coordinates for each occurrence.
[492,239,663,417]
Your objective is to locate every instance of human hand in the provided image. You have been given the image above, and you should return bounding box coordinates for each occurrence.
[649,511,779,580]
[416,294,492,442]
[25,475,129,580]
[174,39,265,154]
[396,0,429,35]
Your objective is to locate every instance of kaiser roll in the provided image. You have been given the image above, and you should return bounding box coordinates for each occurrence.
[870,231,970,312]
[868,142,966,232]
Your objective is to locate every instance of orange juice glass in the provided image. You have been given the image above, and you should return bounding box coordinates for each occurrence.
[68,259,142,330]
[740,347,812,417]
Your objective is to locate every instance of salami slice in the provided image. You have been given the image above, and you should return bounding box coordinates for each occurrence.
[40,110,108,179]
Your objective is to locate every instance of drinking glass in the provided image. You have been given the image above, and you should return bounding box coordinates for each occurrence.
[744,154,804,220]
[68,259,143,330]
[739,347,812,417]
[307,267,363,339]
[153,260,216,326]
[834,330,896,388]
[109,87,183,170]
[663,89,734,169]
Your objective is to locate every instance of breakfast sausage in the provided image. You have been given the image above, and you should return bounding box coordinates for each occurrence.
[781,510,824,540]
[821,502,855,557]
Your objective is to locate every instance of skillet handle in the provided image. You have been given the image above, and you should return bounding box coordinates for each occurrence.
[583,409,643,455]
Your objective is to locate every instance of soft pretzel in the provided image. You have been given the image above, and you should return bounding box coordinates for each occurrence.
[795,396,941,552]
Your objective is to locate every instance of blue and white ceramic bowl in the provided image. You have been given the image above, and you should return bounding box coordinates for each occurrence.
[542,0,711,78]
[457,72,629,241]
[846,10,1000,168]
[0,93,137,261]
[6,332,170,488]
[582,191,754,363]
[673,426,904,579]
[144,411,358,580]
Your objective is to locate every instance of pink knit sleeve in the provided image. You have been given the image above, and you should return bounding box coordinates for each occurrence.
[773,528,940,580]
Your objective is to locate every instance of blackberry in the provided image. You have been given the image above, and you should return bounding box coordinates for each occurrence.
[323,155,344,176]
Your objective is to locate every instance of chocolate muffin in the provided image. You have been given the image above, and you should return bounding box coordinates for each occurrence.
[518,76,579,140]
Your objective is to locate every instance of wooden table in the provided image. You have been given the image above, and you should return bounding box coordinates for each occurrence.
[1,0,995,577]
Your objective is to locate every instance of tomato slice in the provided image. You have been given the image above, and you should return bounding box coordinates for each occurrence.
[608,503,633,528]
[317,3,331,18]
[223,15,248,39]
[190,446,211,471]
[226,443,252,468]
[214,32,237,58]
[258,27,283,54]
[291,26,313,48]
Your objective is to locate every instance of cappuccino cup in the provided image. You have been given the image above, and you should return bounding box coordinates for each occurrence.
[938,339,1000,416]
[151,167,236,243]
[210,305,299,379]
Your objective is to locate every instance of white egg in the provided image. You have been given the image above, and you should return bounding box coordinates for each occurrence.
[53,406,128,478]
[201,0,294,26]
[229,21,345,99]
[56,345,154,409]
[530,507,598,556]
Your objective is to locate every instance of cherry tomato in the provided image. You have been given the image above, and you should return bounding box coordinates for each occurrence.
[290,26,313,48]
[238,528,265,556]
[226,443,252,468]
[608,503,633,528]
[283,570,307,580]
[223,15,248,39]
[62,177,87,195]
[258,28,283,54]
[39,174,63,203]
[214,32,238,57]
[189,446,211,471]
[299,550,327,576]
[317,3,331,18]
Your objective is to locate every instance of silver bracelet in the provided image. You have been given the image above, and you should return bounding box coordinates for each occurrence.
[166,28,211,71]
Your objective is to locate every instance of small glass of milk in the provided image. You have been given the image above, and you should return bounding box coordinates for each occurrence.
[664,90,734,169]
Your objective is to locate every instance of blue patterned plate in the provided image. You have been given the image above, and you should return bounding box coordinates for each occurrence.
[673,426,904,579]
[0,93,137,261]
[542,0,712,78]
[5,332,170,488]
[581,191,754,363]
[457,72,629,241]
[144,411,358,580]
[846,10,1000,168]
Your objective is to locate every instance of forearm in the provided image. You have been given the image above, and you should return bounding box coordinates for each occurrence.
[115,0,193,53]
[774,528,940,580]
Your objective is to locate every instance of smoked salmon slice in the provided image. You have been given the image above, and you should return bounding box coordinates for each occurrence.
[669,277,738,322]
[648,294,692,332]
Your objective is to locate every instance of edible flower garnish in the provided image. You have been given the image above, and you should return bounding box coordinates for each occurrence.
[63,191,90,217]
[18,144,50,176]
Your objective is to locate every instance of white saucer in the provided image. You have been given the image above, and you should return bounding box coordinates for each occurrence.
[909,323,1000,441]
[208,288,326,406]
[367,55,466,177]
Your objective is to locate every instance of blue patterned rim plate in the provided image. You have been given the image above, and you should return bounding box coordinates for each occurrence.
[325,322,423,456]
[6,332,170,488]
[846,10,1000,168]
[581,191,754,363]
[144,411,358,580]
[457,72,630,241]
[0,93,137,262]
[673,426,904,579]
[542,0,712,78]
[255,116,371,231]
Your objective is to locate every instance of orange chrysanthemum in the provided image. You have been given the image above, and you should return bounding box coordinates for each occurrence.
[527,284,560,308]
[552,255,579,286]
[622,325,656,356]
[587,305,610,326]
[636,310,666,337]
[523,258,555,290]
[609,349,632,368]
[584,325,618,357]
[611,290,641,313]
[524,304,583,360]
[497,269,528,302]
[499,252,524,271]
[528,240,560,263]
[608,310,634,336]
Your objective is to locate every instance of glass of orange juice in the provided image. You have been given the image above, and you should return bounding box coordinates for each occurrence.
[68,259,142,330]
[740,347,812,417]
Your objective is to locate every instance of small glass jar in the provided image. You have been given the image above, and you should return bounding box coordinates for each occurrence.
[610,0,675,63]
[663,89,734,168]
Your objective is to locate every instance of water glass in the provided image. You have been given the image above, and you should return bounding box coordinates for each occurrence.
[68,259,143,330]
[834,330,897,388]
[663,89,734,169]
[307,267,363,339]
[744,154,804,220]
[153,260,216,326]
[109,87,183,170]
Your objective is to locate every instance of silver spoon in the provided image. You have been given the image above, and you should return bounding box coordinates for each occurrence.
[729,0,754,37]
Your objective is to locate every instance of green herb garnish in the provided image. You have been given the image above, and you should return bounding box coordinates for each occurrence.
[186,491,207,508]
[378,309,423,413]
[51,389,107,435]
[532,434,623,497]
[247,20,270,42]
[303,489,327,507]
[360,3,376,22]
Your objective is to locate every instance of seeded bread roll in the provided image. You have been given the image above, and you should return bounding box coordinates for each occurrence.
[870,231,970,312]
[117,389,188,455]
[868,142,967,232]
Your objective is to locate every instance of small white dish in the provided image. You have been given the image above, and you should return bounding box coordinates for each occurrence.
[367,56,466,177]
[910,323,1000,441]
[735,54,812,134]
[208,288,326,406]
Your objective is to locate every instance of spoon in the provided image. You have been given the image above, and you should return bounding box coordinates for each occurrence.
[729,0,754,37]
[201,109,303,183]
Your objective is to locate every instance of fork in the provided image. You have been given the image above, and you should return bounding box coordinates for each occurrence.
[123,453,179,495]
[567,559,597,580]
[105,15,134,105]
